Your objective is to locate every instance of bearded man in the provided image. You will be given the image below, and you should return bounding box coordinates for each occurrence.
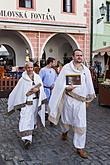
[49,49,96,158]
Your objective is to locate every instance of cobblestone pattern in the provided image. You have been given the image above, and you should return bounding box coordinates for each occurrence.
[0,98,110,165]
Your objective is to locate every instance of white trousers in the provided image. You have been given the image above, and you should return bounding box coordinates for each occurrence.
[61,95,86,149]
[61,123,86,149]
[19,99,38,142]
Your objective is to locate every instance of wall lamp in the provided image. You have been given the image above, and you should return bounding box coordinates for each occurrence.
[25,48,30,62]
[97,3,106,24]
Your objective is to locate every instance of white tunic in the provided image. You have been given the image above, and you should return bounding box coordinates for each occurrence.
[49,61,96,148]
[49,61,96,128]
[8,71,47,141]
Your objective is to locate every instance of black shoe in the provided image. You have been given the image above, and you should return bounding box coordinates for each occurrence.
[24,140,32,149]
[50,122,54,126]
[45,113,48,121]
[61,132,68,141]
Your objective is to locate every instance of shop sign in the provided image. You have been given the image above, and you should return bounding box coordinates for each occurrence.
[0,10,56,21]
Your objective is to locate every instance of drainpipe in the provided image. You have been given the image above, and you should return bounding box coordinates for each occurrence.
[38,32,40,62]
[90,0,93,66]
[84,33,87,66]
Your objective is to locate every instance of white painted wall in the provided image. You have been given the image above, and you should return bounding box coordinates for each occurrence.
[93,0,105,35]
[0,0,86,25]
[93,0,110,50]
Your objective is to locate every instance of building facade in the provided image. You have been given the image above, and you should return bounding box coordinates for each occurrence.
[0,0,90,67]
[93,0,110,73]
[93,0,110,51]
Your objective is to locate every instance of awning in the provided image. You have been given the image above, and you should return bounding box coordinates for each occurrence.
[92,46,110,56]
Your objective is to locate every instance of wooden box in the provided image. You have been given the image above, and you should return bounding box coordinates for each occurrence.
[98,83,110,106]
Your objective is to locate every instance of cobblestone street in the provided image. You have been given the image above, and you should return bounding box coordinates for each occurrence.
[0,97,110,165]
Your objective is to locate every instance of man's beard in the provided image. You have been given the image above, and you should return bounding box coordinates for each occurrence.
[75,60,82,63]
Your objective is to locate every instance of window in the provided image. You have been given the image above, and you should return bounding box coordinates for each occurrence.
[106,1,110,22]
[19,0,33,8]
[63,0,75,13]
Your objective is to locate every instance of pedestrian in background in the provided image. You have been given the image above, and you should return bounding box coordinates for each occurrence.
[55,60,63,74]
[39,57,57,121]
[49,49,96,158]
[8,62,47,149]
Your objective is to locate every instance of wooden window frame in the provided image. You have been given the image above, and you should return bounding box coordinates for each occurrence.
[16,0,36,11]
[62,0,76,14]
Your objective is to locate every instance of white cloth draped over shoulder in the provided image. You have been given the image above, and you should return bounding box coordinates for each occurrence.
[48,61,96,125]
[8,71,47,127]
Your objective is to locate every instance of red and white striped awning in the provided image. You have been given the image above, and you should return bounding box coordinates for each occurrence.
[92,46,110,56]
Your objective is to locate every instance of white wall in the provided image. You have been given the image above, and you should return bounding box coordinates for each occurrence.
[93,0,105,35]
[0,0,86,25]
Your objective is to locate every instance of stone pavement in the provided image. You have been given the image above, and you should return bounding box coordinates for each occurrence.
[0,98,110,165]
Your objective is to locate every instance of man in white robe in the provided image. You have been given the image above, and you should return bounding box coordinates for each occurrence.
[8,62,47,149]
[48,49,96,158]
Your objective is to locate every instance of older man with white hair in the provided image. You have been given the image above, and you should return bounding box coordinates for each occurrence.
[8,62,47,149]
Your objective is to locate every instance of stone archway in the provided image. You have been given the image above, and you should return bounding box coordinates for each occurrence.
[0,44,16,67]
[0,30,33,67]
[42,33,79,64]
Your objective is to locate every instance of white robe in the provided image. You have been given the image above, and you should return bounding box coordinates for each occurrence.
[49,61,96,148]
[8,71,47,141]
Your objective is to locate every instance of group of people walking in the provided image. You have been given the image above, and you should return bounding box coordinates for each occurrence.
[8,49,96,159]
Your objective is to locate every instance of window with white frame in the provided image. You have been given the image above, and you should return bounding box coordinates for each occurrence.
[19,0,33,8]
[63,0,75,13]
[106,1,110,22]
